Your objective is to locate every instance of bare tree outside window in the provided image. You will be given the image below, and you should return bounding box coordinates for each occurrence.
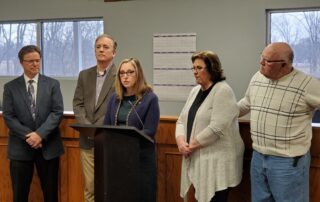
[269,10,320,78]
[42,20,103,77]
[0,18,103,77]
[0,23,36,76]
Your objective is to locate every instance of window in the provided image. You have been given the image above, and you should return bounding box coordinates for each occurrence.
[0,18,103,77]
[0,23,37,76]
[267,9,320,78]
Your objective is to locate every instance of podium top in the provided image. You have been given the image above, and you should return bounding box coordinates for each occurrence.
[70,123,154,143]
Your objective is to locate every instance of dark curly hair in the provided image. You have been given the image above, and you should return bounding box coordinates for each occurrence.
[191,50,226,83]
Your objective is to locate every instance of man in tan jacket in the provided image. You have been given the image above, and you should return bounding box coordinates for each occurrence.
[73,34,117,202]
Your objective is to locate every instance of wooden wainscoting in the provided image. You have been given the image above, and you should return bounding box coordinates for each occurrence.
[0,115,83,202]
[59,115,84,202]
[1,115,320,202]
[156,116,185,202]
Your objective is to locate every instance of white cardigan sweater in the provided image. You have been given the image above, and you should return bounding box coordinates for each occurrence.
[176,81,244,202]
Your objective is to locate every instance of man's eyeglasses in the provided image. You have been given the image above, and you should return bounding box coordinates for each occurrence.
[260,56,286,65]
[190,66,206,72]
[119,70,135,77]
[23,59,41,65]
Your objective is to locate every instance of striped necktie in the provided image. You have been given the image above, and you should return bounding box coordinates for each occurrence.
[27,80,36,119]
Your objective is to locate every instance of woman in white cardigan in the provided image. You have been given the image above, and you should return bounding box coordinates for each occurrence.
[175,51,244,202]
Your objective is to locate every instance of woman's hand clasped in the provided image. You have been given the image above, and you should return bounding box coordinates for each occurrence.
[177,141,191,157]
[176,136,201,158]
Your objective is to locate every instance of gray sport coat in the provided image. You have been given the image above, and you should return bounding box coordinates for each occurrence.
[2,74,64,160]
[73,65,116,149]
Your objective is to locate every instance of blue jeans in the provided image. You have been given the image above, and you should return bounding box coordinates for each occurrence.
[251,150,310,202]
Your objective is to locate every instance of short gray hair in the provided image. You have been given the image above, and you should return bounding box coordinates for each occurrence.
[95,34,117,50]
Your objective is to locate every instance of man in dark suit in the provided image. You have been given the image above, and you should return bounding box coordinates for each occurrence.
[73,34,117,202]
[2,45,64,202]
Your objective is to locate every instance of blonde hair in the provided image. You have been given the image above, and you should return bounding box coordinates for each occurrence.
[115,58,152,100]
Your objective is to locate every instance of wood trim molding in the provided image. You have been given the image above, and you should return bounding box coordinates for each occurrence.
[1,115,320,202]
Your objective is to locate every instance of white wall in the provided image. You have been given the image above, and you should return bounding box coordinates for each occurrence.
[0,0,319,115]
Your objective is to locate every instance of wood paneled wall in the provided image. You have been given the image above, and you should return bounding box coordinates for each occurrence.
[0,115,83,202]
[1,115,320,202]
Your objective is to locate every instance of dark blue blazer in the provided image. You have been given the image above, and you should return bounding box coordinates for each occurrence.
[2,74,64,160]
[104,91,160,140]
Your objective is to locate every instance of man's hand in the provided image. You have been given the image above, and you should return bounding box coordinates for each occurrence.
[26,132,43,149]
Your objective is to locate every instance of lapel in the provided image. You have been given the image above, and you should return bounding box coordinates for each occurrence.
[36,74,46,114]
[87,67,98,113]
[95,64,116,110]
[17,76,31,112]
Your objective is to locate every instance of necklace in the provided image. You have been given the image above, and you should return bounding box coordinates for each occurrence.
[114,96,141,126]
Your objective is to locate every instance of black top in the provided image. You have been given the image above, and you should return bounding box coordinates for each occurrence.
[117,95,136,125]
[187,85,214,143]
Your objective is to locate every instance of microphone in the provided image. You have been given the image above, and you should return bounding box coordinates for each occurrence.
[128,100,144,130]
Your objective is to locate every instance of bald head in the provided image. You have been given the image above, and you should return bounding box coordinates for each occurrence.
[260,42,294,80]
[265,42,294,64]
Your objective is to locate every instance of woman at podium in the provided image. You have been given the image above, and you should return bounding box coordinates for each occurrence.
[104,58,160,202]
[175,51,244,202]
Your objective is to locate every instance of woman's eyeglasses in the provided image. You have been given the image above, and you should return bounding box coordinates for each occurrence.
[190,66,205,72]
[119,70,135,77]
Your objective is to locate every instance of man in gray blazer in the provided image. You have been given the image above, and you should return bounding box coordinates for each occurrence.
[73,34,117,202]
[2,45,64,202]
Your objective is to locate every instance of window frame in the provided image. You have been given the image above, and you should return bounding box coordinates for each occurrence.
[266,7,320,43]
[266,7,320,78]
[0,17,104,79]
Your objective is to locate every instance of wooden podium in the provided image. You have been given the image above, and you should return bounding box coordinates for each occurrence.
[70,123,153,202]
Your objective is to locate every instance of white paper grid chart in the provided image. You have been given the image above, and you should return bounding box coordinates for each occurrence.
[153,33,197,101]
